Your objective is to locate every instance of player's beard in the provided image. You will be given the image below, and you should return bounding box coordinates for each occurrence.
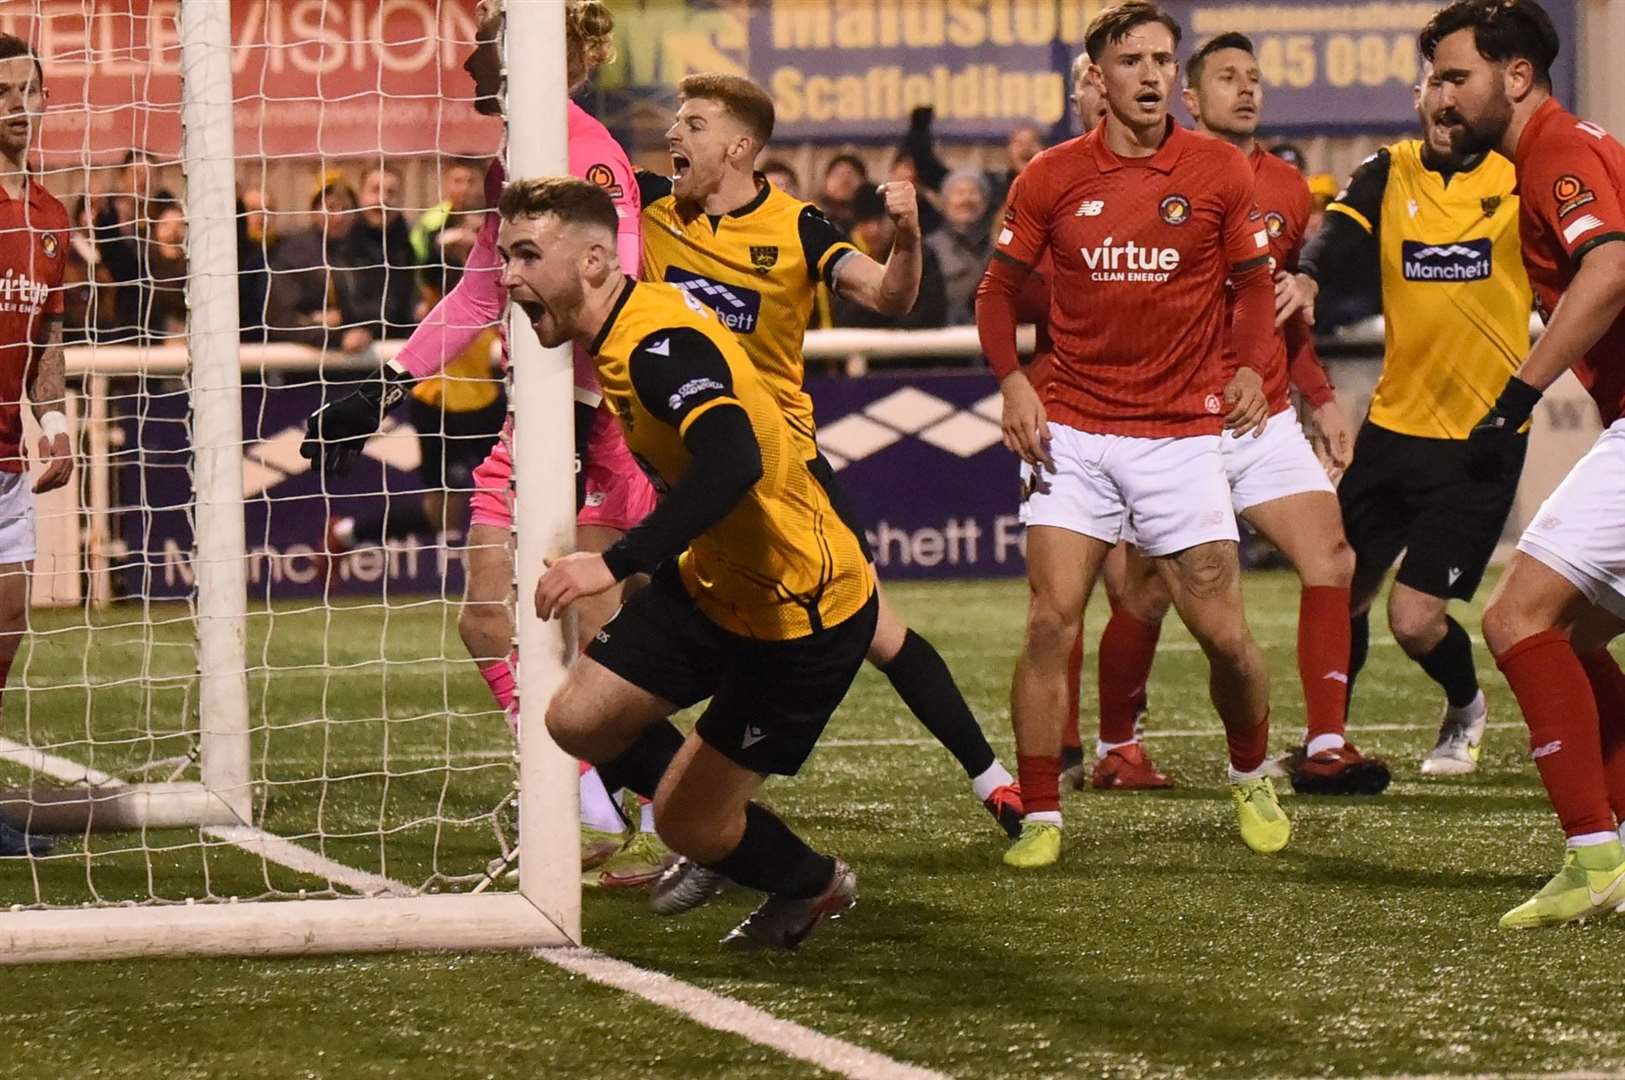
[1446,93,1512,158]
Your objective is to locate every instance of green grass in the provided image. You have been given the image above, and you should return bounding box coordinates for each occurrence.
[4,573,1625,1079]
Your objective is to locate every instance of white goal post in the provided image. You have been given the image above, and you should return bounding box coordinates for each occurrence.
[0,0,577,964]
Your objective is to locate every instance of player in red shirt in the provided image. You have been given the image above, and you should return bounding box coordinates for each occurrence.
[1084,32,1382,796]
[1423,0,1625,926]
[0,35,71,858]
[976,1,1288,868]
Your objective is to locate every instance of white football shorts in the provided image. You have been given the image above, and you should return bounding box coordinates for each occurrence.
[1221,406,1334,514]
[1516,417,1625,620]
[1019,422,1238,557]
[0,469,35,565]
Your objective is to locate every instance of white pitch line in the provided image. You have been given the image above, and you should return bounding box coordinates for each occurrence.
[0,736,948,1079]
[541,947,950,1080]
[202,824,414,898]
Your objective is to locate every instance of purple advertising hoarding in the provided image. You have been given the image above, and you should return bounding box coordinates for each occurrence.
[114,370,1025,601]
[117,380,472,601]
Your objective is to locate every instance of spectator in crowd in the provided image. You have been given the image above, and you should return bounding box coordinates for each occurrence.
[92,149,175,341]
[333,165,420,354]
[142,201,188,339]
[1270,141,1309,173]
[63,196,111,344]
[818,153,868,232]
[834,183,946,332]
[263,170,357,347]
[925,170,992,326]
[760,158,800,198]
[984,123,1044,227]
[240,187,279,260]
[411,157,485,278]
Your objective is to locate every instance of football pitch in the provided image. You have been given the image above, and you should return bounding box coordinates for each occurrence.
[4,571,1624,1079]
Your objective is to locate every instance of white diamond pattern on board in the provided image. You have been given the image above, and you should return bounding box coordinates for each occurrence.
[862,387,957,434]
[817,413,903,463]
[917,412,1004,458]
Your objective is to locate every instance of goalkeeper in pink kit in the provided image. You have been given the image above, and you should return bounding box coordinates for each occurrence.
[300,0,664,887]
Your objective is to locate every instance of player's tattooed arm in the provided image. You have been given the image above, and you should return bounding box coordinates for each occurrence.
[26,317,72,495]
[831,182,923,317]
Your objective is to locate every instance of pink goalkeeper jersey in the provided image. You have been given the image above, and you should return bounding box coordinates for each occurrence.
[394,101,642,437]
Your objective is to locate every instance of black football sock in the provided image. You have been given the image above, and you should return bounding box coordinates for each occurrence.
[706,802,835,900]
[880,629,996,778]
[592,719,685,801]
[1417,616,1481,710]
[1346,611,1370,712]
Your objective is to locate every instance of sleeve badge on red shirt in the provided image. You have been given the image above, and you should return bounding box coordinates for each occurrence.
[40,233,57,259]
[1553,174,1596,218]
[1264,211,1285,238]
[1159,194,1190,225]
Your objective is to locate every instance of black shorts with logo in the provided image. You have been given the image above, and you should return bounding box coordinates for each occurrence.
[1338,420,1525,601]
[806,452,876,564]
[585,563,879,776]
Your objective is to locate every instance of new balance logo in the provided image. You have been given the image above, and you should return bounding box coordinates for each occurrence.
[1323,670,1349,684]
[1402,238,1491,282]
[741,725,767,749]
[1075,200,1105,217]
[647,337,670,357]
[1447,567,1463,586]
[663,267,762,333]
[1080,237,1180,282]
[1532,739,1563,759]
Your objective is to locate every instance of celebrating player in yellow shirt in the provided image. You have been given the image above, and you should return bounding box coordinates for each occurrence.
[637,74,1024,840]
[500,176,876,950]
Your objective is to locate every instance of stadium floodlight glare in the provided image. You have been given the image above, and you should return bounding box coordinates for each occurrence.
[0,0,579,964]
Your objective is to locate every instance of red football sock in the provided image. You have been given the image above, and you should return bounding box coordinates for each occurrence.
[1298,585,1352,742]
[1017,754,1061,815]
[1577,648,1625,825]
[1225,708,1270,774]
[1098,608,1161,745]
[1062,630,1083,753]
[1496,630,1615,839]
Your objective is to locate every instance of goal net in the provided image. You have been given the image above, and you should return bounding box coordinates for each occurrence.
[0,0,579,963]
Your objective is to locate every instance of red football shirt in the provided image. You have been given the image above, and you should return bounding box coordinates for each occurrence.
[994,120,1271,437]
[0,180,67,472]
[1514,98,1625,426]
[1241,147,1334,412]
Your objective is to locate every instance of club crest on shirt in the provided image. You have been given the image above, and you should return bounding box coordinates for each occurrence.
[585,163,624,199]
[1264,211,1285,239]
[1159,194,1190,226]
[40,232,58,259]
[1479,195,1503,218]
[749,245,779,273]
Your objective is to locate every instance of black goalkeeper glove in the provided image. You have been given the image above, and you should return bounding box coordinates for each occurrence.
[1464,375,1540,484]
[300,361,414,477]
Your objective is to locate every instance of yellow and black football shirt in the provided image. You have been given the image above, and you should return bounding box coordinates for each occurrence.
[638,172,857,459]
[591,278,872,641]
[1316,140,1531,439]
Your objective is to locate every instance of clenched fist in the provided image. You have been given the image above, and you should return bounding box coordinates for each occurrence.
[877,180,920,237]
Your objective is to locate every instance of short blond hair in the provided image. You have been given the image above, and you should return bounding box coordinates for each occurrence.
[678,73,775,147]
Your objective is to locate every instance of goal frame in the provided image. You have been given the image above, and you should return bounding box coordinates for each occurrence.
[0,0,580,964]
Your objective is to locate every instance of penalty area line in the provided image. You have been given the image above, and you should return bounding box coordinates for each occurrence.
[0,736,945,1079]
